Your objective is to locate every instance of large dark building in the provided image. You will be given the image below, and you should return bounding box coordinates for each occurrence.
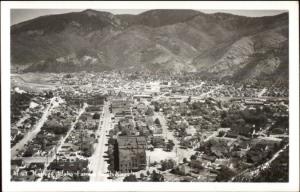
[114,136,147,173]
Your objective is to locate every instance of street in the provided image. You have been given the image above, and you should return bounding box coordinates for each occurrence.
[89,101,112,181]
[153,111,194,163]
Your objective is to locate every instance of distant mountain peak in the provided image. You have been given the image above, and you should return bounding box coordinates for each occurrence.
[82,9,97,12]
[82,9,111,16]
[82,9,99,16]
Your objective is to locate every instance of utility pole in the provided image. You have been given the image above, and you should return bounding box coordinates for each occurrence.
[175,146,179,164]
[55,145,58,167]
[80,128,83,151]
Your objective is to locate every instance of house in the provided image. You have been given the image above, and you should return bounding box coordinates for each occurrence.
[110,99,131,114]
[60,143,80,152]
[136,121,148,131]
[201,154,216,162]
[86,105,103,112]
[211,145,228,158]
[139,126,151,137]
[152,125,163,135]
[133,95,152,101]
[190,160,203,170]
[245,98,265,105]
[118,118,136,135]
[27,162,45,175]
[18,169,28,177]
[11,159,25,176]
[136,103,147,111]
[48,159,89,173]
[28,162,45,170]
[11,128,19,139]
[225,131,239,138]
[177,164,191,175]
[11,159,25,167]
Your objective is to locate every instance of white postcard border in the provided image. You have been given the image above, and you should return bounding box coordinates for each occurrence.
[1,1,299,192]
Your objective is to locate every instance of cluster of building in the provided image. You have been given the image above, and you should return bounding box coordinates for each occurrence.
[11,71,289,182]
[42,104,103,181]
[11,91,47,147]
[11,101,77,181]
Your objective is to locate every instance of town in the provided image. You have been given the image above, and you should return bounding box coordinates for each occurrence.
[11,71,289,182]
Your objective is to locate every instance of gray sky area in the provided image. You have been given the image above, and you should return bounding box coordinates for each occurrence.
[11,9,287,25]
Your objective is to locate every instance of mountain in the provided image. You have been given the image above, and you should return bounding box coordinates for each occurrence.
[11,9,288,81]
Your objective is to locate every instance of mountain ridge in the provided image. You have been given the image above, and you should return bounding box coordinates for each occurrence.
[11,9,288,81]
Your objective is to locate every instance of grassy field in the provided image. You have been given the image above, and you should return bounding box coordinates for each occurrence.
[11,73,61,84]
[11,73,59,92]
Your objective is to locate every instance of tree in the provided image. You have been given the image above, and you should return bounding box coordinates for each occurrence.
[80,115,88,122]
[23,148,34,157]
[154,118,161,125]
[145,107,154,116]
[151,170,164,182]
[190,154,197,161]
[160,159,176,171]
[183,158,188,164]
[271,128,285,134]
[93,113,100,119]
[140,173,145,180]
[123,174,138,182]
[168,139,175,145]
[64,74,72,78]
[218,130,226,137]
[81,144,94,157]
[187,96,192,103]
[216,165,235,181]
[53,126,68,135]
[152,102,160,112]
[166,140,175,151]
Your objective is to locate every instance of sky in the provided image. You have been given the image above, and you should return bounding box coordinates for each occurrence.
[11,9,287,25]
